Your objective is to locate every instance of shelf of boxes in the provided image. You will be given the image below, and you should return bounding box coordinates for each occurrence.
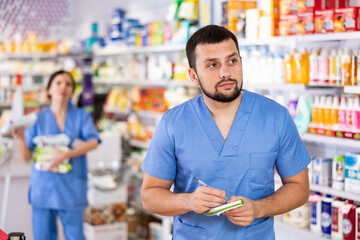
[0,52,57,59]
[301,133,360,149]
[245,83,342,94]
[274,220,326,240]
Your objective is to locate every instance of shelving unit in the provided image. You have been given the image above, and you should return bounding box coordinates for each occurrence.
[310,184,360,201]
[245,83,342,94]
[343,86,360,94]
[301,133,360,149]
[274,220,326,240]
[93,77,194,88]
[94,44,185,56]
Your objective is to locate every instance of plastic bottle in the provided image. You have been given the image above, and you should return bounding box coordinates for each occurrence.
[336,49,342,86]
[331,96,340,131]
[318,96,326,128]
[310,49,319,85]
[345,97,354,132]
[357,49,360,86]
[353,96,360,133]
[288,93,298,121]
[11,74,24,121]
[329,49,337,86]
[338,96,347,131]
[351,49,358,86]
[81,58,95,115]
[331,197,345,239]
[284,54,292,83]
[311,95,320,128]
[318,49,329,85]
[294,51,302,84]
[300,48,310,85]
[324,96,332,129]
[341,48,352,86]
[295,95,312,133]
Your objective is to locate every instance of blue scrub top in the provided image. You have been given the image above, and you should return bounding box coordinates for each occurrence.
[25,102,101,211]
[141,90,311,240]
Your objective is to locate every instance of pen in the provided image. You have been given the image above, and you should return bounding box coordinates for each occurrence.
[193,177,229,201]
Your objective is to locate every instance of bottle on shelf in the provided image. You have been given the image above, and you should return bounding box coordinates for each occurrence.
[342,200,357,240]
[331,96,339,131]
[317,96,326,129]
[341,48,352,86]
[338,96,347,131]
[321,194,333,238]
[345,97,354,132]
[318,49,329,86]
[324,96,332,130]
[309,49,319,85]
[351,49,357,86]
[11,74,24,121]
[329,48,337,86]
[335,49,342,86]
[310,95,320,129]
[352,96,360,133]
[299,48,310,85]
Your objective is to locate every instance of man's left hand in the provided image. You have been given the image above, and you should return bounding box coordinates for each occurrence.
[222,196,258,226]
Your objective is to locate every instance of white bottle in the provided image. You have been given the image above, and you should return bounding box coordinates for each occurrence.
[11,74,24,121]
[346,97,354,132]
[310,192,323,233]
[338,96,347,131]
[318,49,329,86]
[310,49,319,85]
[352,96,360,133]
[331,96,340,131]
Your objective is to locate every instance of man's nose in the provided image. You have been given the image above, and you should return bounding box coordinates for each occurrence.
[219,65,230,79]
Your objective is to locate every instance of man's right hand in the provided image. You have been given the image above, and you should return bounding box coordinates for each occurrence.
[12,127,25,140]
[189,186,227,213]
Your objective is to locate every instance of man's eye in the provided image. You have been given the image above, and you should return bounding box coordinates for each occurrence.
[208,63,217,68]
[230,59,237,64]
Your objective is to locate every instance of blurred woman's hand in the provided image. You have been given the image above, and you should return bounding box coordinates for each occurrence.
[12,127,25,140]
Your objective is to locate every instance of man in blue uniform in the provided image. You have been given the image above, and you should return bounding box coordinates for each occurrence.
[141,25,310,239]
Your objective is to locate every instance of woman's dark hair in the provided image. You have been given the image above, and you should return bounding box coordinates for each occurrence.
[46,70,75,94]
[185,25,240,70]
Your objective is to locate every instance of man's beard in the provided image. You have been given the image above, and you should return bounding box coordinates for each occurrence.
[197,75,243,103]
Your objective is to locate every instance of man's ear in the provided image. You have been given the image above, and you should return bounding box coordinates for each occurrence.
[188,67,200,86]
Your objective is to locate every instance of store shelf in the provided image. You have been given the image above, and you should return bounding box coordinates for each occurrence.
[238,32,360,46]
[136,110,163,120]
[0,52,57,59]
[310,184,360,202]
[0,72,51,77]
[93,77,194,88]
[103,106,131,115]
[129,139,150,149]
[245,83,341,94]
[94,44,186,56]
[301,133,360,149]
[274,220,325,240]
[344,86,360,94]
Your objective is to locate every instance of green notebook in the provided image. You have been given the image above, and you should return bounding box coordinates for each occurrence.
[204,199,244,216]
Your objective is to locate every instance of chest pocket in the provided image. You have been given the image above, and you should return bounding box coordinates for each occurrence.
[249,151,278,195]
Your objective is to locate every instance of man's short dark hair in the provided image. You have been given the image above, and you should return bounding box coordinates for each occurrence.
[185,25,239,69]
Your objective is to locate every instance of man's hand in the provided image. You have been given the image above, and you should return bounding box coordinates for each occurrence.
[223,196,259,226]
[189,186,227,213]
[47,146,68,170]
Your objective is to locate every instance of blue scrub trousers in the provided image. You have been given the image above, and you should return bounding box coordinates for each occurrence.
[32,207,85,240]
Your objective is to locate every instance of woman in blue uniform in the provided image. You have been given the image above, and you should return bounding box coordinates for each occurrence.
[13,70,101,240]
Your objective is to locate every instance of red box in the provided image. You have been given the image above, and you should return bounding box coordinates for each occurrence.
[315,0,326,10]
[298,11,315,34]
[280,0,298,15]
[327,0,347,9]
[314,9,335,33]
[279,15,298,35]
[334,7,360,32]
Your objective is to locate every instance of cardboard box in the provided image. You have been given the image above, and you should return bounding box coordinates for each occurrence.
[298,11,315,34]
[279,14,298,35]
[258,0,280,36]
[88,183,127,206]
[345,153,360,194]
[280,0,298,15]
[314,9,335,33]
[298,0,318,12]
[334,7,360,32]
[327,0,347,9]
[84,222,127,240]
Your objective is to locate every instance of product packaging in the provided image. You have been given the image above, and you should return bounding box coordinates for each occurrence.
[332,155,345,190]
[321,195,333,238]
[297,11,315,34]
[356,207,360,240]
[342,202,357,240]
[334,7,360,32]
[345,153,360,194]
[279,14,298,35]
[313,157,332,186]
[309,193,323,233]
[314,9,335,33]
[331,198,345,239]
